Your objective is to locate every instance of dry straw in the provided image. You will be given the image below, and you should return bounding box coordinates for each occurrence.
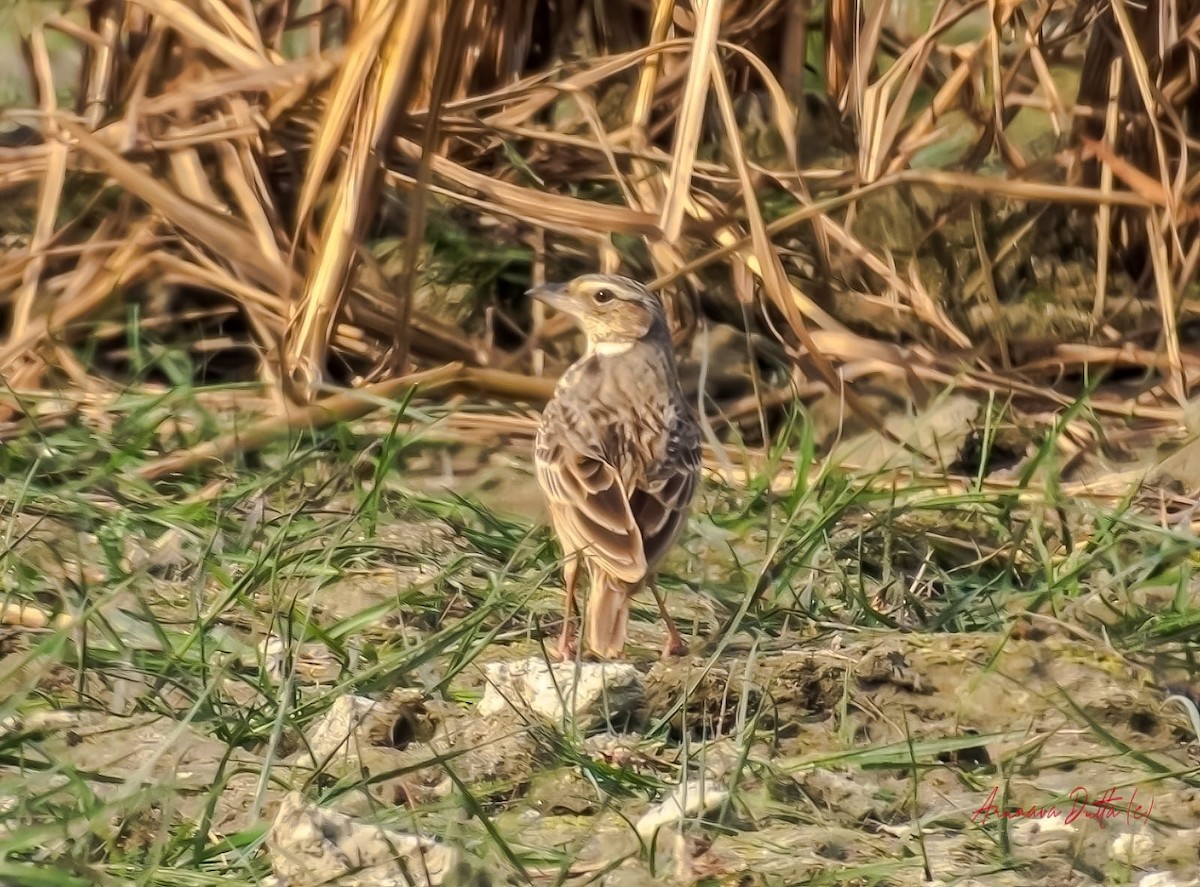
[0,0,1196,472]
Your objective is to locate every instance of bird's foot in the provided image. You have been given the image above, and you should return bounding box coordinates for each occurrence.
[660,631,689,659]
[552,631,578,662]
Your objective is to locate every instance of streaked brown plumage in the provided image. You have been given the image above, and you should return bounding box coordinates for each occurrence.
[529,273,701,660]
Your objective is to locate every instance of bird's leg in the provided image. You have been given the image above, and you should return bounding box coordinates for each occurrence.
[649,578,688,657]
[554,558,579,661]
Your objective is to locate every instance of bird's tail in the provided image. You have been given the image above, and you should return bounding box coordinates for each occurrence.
[585,574,634,658]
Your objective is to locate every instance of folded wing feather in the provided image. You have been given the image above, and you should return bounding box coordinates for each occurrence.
[535,438,647,584]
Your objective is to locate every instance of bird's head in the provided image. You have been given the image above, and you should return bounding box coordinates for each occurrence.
[528,274,668,354]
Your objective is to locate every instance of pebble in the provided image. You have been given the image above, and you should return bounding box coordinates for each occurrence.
[477,657,644,732]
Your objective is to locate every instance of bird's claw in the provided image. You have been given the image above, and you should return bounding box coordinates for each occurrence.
[661,633,689,659]
[553,631,577,662]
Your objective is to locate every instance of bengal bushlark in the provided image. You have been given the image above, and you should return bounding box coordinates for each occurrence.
[530,274,701,660]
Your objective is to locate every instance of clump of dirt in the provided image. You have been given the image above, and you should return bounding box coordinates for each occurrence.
[642,659,766,741]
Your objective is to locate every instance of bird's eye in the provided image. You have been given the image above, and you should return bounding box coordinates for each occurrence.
[593,289,613,304]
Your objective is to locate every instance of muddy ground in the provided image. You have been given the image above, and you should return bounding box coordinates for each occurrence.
[5,591,1200,885]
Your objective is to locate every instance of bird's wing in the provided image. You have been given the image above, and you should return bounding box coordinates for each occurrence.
[535,410,647,584]
[628,410,700,570]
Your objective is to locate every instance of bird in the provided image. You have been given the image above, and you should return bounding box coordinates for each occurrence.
[529,273,701,660]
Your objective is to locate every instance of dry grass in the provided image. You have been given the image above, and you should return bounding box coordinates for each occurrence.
[0,0,1197,461]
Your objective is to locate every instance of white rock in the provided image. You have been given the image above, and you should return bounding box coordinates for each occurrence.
[267,791,460,886]
[1139,874,1200,887]
[477,657,644,731]
[1009,815,1077,850]
[1111,832,1155,866]
[0,709,78,739]
[293,695,378,767]
[635,780,730,840]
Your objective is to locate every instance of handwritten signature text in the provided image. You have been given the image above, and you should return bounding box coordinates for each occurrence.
[971,785,1154,828]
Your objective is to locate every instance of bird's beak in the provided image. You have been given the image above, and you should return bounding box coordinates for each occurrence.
[527,282,571,312]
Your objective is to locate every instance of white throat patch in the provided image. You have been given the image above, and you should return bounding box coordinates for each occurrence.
[590,341,635,356]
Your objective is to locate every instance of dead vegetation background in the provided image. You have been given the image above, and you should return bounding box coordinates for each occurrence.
[0,0,1198,476]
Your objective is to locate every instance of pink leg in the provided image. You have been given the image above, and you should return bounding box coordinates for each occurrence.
[554,558,579,661]
[650,579,688,657]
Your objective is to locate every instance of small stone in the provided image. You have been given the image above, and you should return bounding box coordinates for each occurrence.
[582,732,652,769]
[449,712,546,786]
[292,695,377,768]
[0,709,78,739]
[635,780,730,840]
[527,767,599,815]
[477,657,644,732]
[1139,874,1200,887]
[1009,816,1076,856]
[267,791,460,886]
[1111,832,1155,866]
[796,767,894,822]
[291,690,448,771]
